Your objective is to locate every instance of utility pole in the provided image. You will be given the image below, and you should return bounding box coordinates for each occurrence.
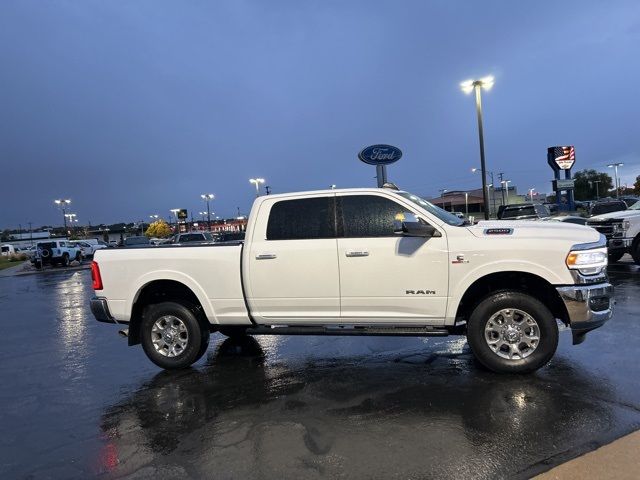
[28,222,33,245]
[497,173,505,205]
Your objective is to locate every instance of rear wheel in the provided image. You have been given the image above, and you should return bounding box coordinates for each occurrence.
[141,302,210,369]
[466,291,558,374]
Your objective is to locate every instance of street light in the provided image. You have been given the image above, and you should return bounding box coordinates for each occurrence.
[54,199,72,234]
[501,180,512,205]
[200,193,214,230]
[170,209,180,232]
[607,163,624,198]
[461,75,494,220]
[528,188,535,204]
[149,214,159,220]
[249,178,265,197]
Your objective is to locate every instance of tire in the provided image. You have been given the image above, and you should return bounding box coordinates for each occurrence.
[34,260,42,270]
[466,291,558,374]
[141,301,210,369]
[608,251,624,263]
[75,252,82,263]
[218,326,248,338]
[62,254,70,267]
[631,236,640,266]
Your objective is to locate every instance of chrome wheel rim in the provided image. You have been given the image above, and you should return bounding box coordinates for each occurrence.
[484,308,540,360]
[151,315,189,357]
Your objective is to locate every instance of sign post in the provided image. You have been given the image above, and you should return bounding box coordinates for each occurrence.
[358,144,402,187]
[547,146,576,211]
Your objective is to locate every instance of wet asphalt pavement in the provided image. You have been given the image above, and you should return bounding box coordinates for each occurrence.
[1,261,639,479]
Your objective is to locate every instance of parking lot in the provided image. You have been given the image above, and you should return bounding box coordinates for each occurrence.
[0,260,639,479]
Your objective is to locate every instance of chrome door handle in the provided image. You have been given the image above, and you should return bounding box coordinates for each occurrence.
[345,250,369,257]
[255,253,277,260]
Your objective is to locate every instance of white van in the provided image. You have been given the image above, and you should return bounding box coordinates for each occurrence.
[1,244,17,256]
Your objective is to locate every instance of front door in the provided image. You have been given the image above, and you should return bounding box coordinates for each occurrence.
[246,194,340,323]
[336,193,449,323]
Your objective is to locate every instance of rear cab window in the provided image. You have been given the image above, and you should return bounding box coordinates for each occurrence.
[266,197,335,240]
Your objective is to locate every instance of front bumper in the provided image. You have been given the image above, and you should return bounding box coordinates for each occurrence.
[556,282,614,344]
[90,297,118,324]
[607,237,633,252]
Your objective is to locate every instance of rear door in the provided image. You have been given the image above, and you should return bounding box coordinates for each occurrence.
[246,194,340,322]
[336,193,449,323]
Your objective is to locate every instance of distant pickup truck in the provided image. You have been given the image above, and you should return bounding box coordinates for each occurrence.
[91,187,614,373]
[587,200,640,264]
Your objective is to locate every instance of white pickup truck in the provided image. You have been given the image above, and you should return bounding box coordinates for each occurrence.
[587,200,640,264]
[90,187,614,373]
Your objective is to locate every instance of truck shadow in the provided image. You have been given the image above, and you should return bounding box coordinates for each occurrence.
[98,336,621,478]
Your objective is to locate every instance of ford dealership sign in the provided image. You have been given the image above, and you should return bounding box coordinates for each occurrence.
[358,144,402,166]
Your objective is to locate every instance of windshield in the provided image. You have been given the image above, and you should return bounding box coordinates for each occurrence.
[629,201,640,210]
[396,191,465,226]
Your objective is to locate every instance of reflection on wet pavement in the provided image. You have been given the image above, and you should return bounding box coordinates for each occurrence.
[0,265,639,479]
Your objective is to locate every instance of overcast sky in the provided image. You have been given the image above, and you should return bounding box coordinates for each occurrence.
[1,0,639,228]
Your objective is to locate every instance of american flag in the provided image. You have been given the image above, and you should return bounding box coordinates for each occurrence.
[553,146,575,169]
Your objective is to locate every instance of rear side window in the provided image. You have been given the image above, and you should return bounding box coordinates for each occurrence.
[267,197,335,240]
[339,195,407,237]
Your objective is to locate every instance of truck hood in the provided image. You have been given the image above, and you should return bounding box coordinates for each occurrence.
[588,210,640,221]
[468,220,601,245]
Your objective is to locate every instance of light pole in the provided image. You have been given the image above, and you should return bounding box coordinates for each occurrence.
[438,189,448,211]
[464,192,469,217]
[501,180,512,204]
[588,180,601,200]
[170,209,180,233]
[149,214,159,221]
[608,163,623,198]
[54,199,71,234]
[200,193,214,231]
[528,188,535,203]
[461,75,494,220]
[249,178,265,197]
[472,167,496,218]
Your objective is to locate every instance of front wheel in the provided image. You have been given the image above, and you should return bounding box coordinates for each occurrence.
[141,302,210,369]
[466,291,558,374]
[631,236,640,266]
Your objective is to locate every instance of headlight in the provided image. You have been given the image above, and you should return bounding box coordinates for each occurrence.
[566,247,608,275]
[623,220,630,231]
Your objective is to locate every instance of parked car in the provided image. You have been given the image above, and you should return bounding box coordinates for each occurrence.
[213,231,246,243]
[123,236,151,248]
[589,198,627,217]
[32,240,82,269]
[619,196,639,208]
[1,244,17,256]
[91,187,613,374]
[587,199,640,263]
[497,203,550,220]
[171,232,215,244]
[71,240,107,258]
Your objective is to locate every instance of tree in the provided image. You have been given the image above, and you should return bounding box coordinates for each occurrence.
[634,175,640,195]
[572,169,613,201]
[145,220,172,238]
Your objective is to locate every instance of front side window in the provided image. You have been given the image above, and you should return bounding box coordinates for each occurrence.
[267,197,334,240]
[339,195,408,237]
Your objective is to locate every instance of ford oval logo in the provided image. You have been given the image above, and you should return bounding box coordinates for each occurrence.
[358,144,403,166]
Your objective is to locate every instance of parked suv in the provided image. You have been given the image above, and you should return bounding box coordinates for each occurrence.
[497,204,550,220]
[589,198,627,217]
[32,240,82,269]
[172,232,214,244]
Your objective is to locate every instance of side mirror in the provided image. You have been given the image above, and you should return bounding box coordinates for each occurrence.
[394,213,441,238]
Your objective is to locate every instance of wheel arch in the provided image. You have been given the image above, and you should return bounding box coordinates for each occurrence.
[454,271,570,327]
[128,279,212,346]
